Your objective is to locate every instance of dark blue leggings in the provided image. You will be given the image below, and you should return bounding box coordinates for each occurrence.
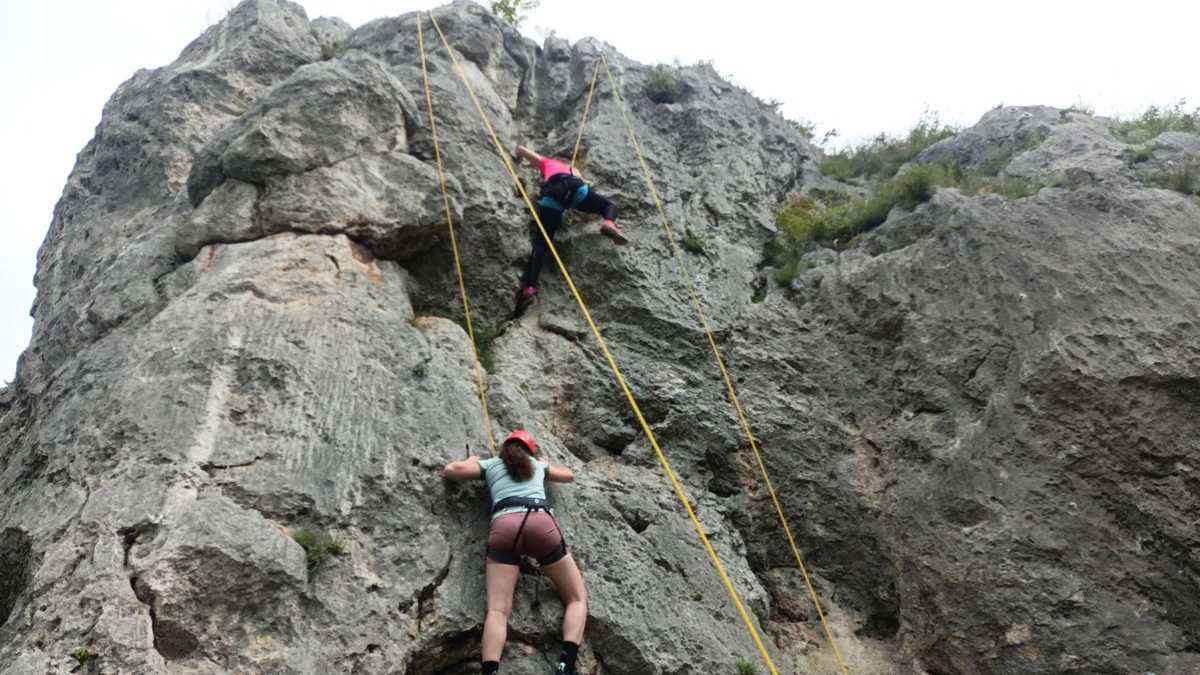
[520,187,616,288]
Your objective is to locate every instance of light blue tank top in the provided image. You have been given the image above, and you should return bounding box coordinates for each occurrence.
[479,456,550,519]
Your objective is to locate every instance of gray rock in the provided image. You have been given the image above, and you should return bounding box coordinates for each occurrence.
[257,151,453,260]
[917,105,1063,175]
[4,1,1198,674]
[310,16,352,59]
[21,0,321,390]
[1147,130,1200,163]
[188,53,418,206]
[1127,130,1200,187]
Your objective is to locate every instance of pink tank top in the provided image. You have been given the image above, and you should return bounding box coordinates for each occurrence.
[539,158,573,181]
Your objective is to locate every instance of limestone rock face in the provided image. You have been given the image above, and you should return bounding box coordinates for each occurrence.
[3,1,1199,674]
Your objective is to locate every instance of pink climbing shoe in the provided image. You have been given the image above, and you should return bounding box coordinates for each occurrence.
[513,285,537,315]
[600,220,628,245]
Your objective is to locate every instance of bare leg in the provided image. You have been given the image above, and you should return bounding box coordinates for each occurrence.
[542,553,588,643]
[482,562,521,662]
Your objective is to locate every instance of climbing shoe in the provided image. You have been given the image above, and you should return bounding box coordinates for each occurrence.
[513,285,537,315]
[600,220,628,245]
[555,641,579,674]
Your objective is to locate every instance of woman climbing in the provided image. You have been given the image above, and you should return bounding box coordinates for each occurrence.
[512,144,628,315]
[442,430,588,675]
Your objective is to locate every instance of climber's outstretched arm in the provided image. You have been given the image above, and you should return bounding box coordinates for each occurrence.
[515,144,543,167]
[443,455,483,481]
[546,464,575,483]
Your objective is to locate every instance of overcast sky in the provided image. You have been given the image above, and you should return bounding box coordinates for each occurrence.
[2,0,1198,383]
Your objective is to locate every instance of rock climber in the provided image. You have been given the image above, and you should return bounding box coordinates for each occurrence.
[512,144,627,314]
[442,430,588,675]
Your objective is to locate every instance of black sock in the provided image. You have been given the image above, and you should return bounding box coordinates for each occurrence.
[557,641,579,671]
[482,660,499,675]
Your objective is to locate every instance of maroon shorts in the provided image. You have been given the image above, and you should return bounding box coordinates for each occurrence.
[486,511,567,566]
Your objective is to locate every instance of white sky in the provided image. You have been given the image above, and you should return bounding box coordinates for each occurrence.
[2,0,1197,383]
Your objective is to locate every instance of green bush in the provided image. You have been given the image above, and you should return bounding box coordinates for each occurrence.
[789,118,817,140]
[1066,100,1095,115]
[806,187,852,206]
[472,322,503,372]
[646,64,681,104]
[735,657,759,675]
[1153,163,1199,195]
[820,112,958,180]
[1126,147,1154,164]
[889,163,944,209]
[681,230,706,254]
[937,163,1043,199]
[71,648,99,665]
[489,0,540,26]
[770,258,803,287]
[1113,101,1199,143]
[988,177,1041,199]
[774,197,830,243]
[291,530,346,573]
[768,163,1063,284]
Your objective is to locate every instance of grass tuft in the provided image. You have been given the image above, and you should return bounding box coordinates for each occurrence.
[789,118,817,140]
[1112,101,1199,144]
[1152,163,1199,196]
[489,0,540,26]
[71,648,99,665]
[681,230,706,254]
[646,64,681,104]
[472,322,503,372]
[291,530,346,573]
[769,162,1068,283]
[735,657,759,675]
[820,112,958,180]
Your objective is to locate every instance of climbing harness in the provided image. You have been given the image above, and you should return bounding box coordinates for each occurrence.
[417,16,497,457]
[578,53,852,674]
[485,496,569,567]
[421,12,781,675]
[538,174,590,212]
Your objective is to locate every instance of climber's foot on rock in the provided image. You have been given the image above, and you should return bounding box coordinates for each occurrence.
[600,220,628,245]
[513,285,537,316]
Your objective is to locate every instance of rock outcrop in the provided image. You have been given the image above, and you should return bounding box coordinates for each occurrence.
[1,1,1198,674]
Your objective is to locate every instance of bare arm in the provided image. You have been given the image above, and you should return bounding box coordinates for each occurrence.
[443,455,483,481]
[515,144,543,167]
[546,464,575,483]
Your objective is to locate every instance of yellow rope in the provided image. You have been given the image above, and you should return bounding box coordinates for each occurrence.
[425,13,779,675]
[417,16,497,457]
[598,54,851,675]
[570,58,602,170]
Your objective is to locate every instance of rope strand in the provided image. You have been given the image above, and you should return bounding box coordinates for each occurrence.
[596,53,851,674]
[417,16,497,457]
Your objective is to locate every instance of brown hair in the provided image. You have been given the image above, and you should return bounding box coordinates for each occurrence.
[500,439,534,482]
